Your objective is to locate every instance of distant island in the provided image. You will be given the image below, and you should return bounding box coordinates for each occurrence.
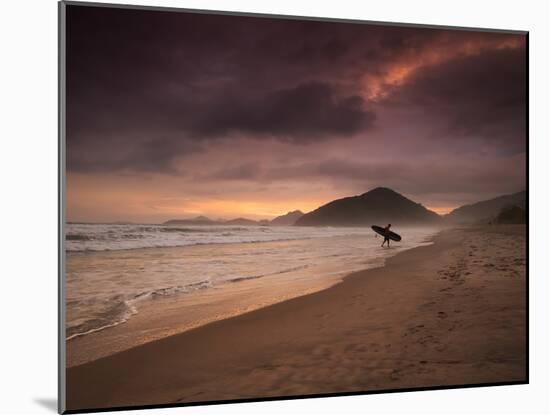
[163,210,304,227]
[163,188,527,227]
[163,216,217,226]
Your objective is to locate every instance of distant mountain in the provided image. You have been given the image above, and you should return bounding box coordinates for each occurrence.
[163,216,268,226]
[163,216,216,226]
[445,191,526,224]
[224,217,259,226]
[270,210,304,226]
[294,187,441,227]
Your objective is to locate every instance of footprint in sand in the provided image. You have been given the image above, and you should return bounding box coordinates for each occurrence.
[406,325,425,335]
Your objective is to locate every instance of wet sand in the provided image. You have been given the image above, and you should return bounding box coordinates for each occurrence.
[66,225,526,411]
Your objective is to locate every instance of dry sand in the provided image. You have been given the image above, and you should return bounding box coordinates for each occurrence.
[66,225,526,411]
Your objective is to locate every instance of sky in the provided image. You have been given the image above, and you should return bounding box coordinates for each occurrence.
[65,5,527,223]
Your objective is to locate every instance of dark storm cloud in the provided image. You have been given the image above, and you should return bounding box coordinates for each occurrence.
[66,4,526,175]
[189,82,375,140]
[67,5,399,171]
[67,79,375,173]
[384,46,527,154]
[67,134,203,173]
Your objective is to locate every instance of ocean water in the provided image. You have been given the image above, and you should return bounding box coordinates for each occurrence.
[65,224,437,341]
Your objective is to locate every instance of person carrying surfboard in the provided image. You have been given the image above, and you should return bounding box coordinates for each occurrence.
[381,223,392,247]
[371,224,401,245]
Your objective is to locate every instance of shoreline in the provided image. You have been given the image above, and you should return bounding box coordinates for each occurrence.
[66,230,436,367]
[66,225,526,411]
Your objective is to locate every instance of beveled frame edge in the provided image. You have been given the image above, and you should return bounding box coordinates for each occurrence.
[58,1,67,413]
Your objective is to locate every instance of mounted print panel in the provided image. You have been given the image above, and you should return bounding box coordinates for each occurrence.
[59,1,528,413]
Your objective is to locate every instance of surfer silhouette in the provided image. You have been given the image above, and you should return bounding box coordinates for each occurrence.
[381,223,392,247]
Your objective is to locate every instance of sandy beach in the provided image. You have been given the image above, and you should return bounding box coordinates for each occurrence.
[66,225,526,411]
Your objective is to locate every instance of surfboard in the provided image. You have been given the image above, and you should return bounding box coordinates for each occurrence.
[371,225,402,242]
